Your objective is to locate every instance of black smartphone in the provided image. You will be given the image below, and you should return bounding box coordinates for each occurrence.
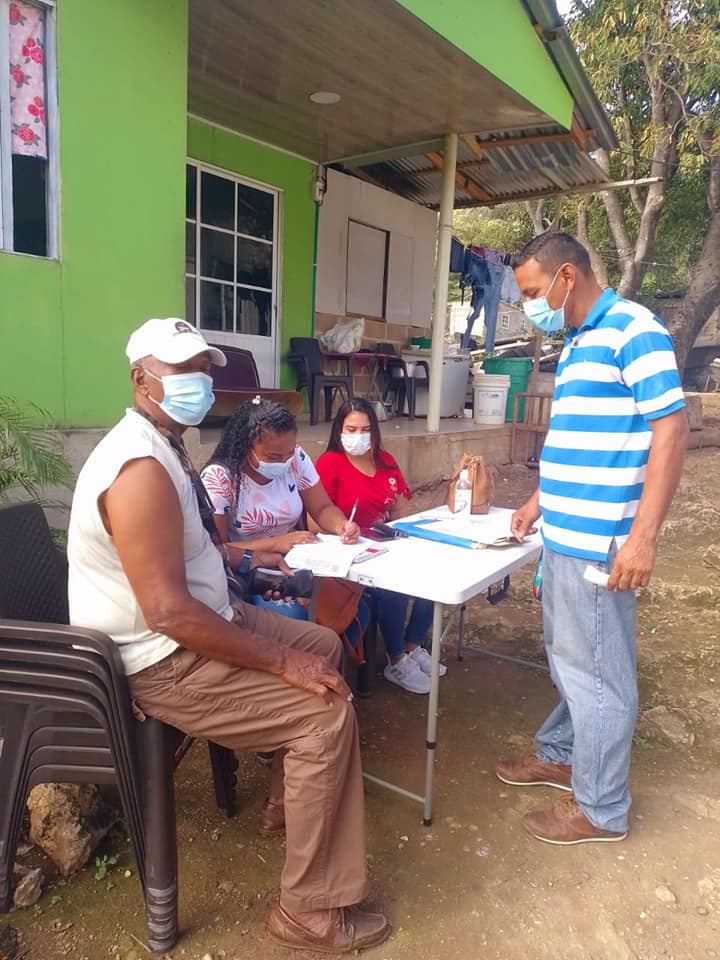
[364,527,395,542]
[365,521,407,541]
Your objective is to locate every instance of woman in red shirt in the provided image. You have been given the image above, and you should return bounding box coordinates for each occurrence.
[316,398,447,695]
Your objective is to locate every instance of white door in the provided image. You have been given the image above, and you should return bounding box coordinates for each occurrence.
[185,162,279,386]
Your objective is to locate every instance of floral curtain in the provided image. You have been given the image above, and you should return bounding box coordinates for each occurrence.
[8,1,47,159]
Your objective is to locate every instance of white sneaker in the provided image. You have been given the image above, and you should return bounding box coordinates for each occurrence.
[408,645,448,678]
[384,653,431,694]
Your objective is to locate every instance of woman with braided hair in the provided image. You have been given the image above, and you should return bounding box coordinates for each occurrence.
[201,397,361,620]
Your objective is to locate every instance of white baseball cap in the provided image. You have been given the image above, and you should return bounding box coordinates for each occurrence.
[126,318,227,367]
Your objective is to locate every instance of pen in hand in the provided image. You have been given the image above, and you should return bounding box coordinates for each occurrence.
[341,499,359,544]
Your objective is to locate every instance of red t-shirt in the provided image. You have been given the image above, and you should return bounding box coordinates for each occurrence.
[315,450,411,530]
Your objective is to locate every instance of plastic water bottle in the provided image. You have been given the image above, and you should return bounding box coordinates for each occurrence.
[454,468,472,516]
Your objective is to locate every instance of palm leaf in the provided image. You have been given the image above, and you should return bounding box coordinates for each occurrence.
[0,396,73,504]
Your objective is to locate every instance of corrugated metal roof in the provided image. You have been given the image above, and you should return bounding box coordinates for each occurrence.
[341,125,611,208]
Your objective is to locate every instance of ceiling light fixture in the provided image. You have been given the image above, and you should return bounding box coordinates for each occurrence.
[309,91,341,105]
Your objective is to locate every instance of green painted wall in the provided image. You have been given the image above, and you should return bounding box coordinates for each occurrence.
[187,118,316,389]
[0,0,188,427]
[395,0,573,127]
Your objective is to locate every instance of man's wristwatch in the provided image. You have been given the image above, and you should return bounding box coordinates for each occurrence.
[237,550,254,576]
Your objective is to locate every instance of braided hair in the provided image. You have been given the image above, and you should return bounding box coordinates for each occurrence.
[205,398,297,508]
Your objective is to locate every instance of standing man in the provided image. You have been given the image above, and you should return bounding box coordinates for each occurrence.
[496,234,688,844]
[68,318,390,953]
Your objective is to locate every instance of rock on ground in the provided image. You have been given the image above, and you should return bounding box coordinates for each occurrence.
[27,784,117,877]
[637,705,695,746]
[12,867,43,909]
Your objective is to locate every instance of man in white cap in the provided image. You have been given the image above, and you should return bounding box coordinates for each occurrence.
[68,318,390,953]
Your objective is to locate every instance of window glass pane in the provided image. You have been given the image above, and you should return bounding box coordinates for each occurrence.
[12,156,47,257]
[185,223,196,275]
[200,280,234,332]
[201,171,234,230]
[236,288,272,337]
[185,277,196,325]
[201,227,234,281]
[186,165,197,219]
[237,184,273,240]
[236,237,273,288]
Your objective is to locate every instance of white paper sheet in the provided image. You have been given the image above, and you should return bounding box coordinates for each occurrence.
[284,535,366,577]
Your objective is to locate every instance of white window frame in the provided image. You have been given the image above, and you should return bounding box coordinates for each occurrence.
[185,160,279,342]
[0,0,59,257]
[501,312,511,331]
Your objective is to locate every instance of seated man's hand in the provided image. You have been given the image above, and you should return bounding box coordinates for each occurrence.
[279,648,352,705]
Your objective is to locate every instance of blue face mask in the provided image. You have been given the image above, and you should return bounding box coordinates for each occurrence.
[251,450,291,481]
[147,370,215,426]
[522,265,570,335]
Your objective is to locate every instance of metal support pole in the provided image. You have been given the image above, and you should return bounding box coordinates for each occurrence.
[426,132,458,433]
[422,601,444,824]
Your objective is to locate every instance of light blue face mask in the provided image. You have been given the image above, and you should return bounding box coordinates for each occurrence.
[146,370,215,426]
[522,265,570,335]
[251,450,292,481]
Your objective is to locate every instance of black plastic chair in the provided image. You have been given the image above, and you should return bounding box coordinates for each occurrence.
[287,337,353,424]
[375,343,429,421]
[0,502,239,952]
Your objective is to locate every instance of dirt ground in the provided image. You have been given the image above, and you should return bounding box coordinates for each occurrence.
[7,448,720,960]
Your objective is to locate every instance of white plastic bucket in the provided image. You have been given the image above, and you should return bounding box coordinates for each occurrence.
[473,373,510,425]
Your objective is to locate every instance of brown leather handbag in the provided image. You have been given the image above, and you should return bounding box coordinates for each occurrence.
[447,453,495,515]
[314,577,366,664]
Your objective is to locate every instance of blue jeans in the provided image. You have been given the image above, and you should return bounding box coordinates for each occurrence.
[536,544,638,832]
[251,595,370,652]
[461,261,505,352]
[373,589,434,659]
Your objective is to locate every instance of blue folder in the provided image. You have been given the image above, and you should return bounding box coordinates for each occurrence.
[392,518,479,550]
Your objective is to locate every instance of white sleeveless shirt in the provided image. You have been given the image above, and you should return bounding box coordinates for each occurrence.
[68,409,233,675]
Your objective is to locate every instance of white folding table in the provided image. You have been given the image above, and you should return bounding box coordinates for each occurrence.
[344,506,542,825]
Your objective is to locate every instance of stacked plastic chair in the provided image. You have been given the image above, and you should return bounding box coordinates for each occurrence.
[0,502,239,952]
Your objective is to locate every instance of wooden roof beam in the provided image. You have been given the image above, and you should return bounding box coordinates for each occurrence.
[467,131,574,151]
[425,151,491,203]
[570,114,593,150]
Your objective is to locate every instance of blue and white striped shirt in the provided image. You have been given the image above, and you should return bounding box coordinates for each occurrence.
[539,288,685,562]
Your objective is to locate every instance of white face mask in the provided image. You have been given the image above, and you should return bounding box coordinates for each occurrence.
[341,432,371,456]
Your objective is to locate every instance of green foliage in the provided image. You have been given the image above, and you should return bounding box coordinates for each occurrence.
[452,205,534,252]
[0,395,73,504]
[94,853,118,881]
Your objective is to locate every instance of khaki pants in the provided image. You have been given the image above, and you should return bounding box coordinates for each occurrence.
[128,601,368,913]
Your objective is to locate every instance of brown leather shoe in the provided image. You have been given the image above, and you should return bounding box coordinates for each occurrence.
[495,754,572,791]
[266,902,391,953]
[524,796,627,845]
[258,799,285,837]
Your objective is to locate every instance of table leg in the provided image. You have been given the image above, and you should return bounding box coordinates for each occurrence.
[456,603,466,661]
[422,601,443,826]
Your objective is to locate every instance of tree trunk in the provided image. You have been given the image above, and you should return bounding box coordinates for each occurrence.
[577,201,609,287]
[666,155,720,375]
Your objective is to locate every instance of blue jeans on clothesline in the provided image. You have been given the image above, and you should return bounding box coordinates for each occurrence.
[461,261,505,352]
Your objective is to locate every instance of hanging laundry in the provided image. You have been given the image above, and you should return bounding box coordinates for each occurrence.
[9,1,48,159]
[500,265,521,304]
[461,260,504,352]
[449,237,465,274]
